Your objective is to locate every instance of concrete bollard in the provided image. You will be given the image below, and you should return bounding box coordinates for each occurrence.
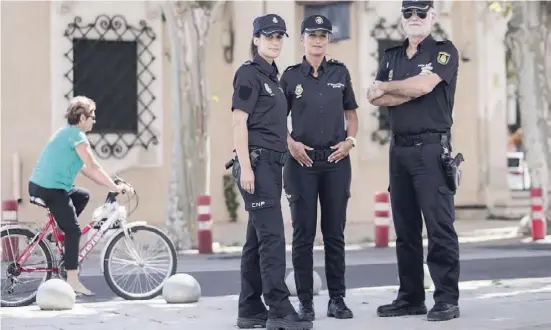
[285,270,322,297]
[36,278,76,310]
[162,273,202,303]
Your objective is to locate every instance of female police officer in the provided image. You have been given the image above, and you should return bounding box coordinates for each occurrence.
[280,15,358,321]
[231,14,312,330]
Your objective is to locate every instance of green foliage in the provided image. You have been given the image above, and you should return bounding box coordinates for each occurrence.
[223,174,239,222]
[487,1,513,17]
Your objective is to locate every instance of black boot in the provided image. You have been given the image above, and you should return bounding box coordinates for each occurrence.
[298,300,315,321]
[427,302,460,321]
[376,300,427,317]
[237,311,268,329]
[327,296,353,319]
[266,311,313,330]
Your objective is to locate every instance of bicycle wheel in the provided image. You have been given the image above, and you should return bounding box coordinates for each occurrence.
[1,227,54,307]
[103,224,177,300]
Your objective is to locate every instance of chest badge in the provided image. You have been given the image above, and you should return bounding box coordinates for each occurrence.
[295,84,303,98]
[388,70,393,81]
[418,63,433,75]
[264,83,274,96]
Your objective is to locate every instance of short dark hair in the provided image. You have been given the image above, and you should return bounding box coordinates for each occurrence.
[65,96,96,125]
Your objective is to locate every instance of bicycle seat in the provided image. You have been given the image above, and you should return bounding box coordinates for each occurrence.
[30,196,47,208]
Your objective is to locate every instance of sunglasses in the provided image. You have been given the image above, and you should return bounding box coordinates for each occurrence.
[402,9,428,20]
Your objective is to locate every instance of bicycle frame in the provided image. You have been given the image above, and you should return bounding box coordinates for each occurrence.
[10,199,125,274]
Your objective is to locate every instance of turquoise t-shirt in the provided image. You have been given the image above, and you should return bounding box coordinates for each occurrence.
[30,125,90,192]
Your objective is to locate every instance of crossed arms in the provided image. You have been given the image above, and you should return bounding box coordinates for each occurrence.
[367,74,443,107]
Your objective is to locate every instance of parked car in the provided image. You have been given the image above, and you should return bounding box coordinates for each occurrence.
[507,151,531,190]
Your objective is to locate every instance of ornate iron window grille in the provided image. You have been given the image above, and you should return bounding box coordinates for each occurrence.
[63,15,159,159]
[369,18,449,145]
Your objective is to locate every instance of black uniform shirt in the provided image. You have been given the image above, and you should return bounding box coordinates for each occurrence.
[376,35,459,135]
[280,57,358,149]
[231,55,288,153]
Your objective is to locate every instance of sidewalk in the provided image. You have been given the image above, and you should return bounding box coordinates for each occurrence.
[2,277,551,330]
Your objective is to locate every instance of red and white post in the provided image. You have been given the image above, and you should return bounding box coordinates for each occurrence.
[374,192,391,248]
[2,200,19,261]
[530,187,546,240]
[197,195,213,254]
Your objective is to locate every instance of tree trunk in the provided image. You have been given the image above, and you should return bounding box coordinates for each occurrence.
[163,1,225,250]
[517,1,550,230]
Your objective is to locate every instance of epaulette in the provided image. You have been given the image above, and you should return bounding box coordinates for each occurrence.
[327,59,344,66]
[436,40,449,45]
[284,63,301,72]
[383,45,402,54]
[243,60,253,66]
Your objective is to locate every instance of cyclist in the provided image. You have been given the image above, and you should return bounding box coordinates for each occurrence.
[28,95,131,296]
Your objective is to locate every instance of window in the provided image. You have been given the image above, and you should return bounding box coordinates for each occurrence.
[304,1,351,42]
[73,38,138,134]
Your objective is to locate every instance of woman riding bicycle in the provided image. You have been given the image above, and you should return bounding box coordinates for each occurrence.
[28,95,131,296]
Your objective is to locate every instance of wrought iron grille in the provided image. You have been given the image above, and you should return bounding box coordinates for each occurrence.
[369,18,449,145]
[63,15,158,159]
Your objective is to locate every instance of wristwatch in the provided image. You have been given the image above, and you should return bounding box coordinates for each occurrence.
[346,136,357,147]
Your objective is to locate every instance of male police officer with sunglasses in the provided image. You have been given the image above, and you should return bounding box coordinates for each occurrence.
[367,0,461,322]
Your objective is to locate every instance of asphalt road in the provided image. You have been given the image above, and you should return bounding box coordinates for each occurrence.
[3,240,551,305]
[72,240,551,303]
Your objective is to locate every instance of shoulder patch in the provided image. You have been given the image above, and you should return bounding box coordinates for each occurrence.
[383,45,402,54]
[284,63,301,72]
[327,59,344,66]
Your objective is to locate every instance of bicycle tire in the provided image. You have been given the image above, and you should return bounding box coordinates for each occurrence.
[103,225,177,300]
[0,227,54,307]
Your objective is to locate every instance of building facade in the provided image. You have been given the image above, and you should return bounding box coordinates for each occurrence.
[0,1,512,245]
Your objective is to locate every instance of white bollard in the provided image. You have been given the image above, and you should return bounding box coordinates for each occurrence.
[36,278,76,311]
[162,273,202,303]
[423,263,434,290]
[285,270,322,297]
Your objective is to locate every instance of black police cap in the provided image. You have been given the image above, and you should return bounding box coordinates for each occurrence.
[301,15,332,34]
[402,0,434,11]
[253,14,288,37]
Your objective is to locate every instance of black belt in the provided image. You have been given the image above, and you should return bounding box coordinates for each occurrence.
[305,149,333,161]
[393,132,449,147]
[251,148,288,165]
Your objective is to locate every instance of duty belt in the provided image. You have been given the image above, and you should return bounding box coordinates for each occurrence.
[393,132,449,147]
[252,148,288,165]
[305,149,333,161]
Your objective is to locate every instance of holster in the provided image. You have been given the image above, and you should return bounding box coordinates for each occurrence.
[440,135,465,192]
[226,149,262,183]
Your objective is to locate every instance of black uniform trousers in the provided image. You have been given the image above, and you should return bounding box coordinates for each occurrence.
[283,154,351,301]
[235,149,295,318]
[389,133,460,306]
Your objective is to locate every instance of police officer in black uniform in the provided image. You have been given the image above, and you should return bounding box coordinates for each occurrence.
[280,14,358,321]
[367,0,461,322]
[230,14,313,330]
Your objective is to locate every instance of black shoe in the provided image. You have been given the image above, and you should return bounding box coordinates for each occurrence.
[237,311,268,329]
[298,300,315,321]
[376,300,427,317]
[266,312,313,330]
[427,302,460,321]
[327,296,353,319]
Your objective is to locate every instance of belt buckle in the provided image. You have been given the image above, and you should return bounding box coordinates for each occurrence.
[411,136,422,146]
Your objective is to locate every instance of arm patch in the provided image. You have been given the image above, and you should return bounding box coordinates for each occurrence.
[238,85,253,101]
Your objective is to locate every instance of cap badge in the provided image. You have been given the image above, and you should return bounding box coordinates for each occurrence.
[272,16,278,23]
[315,16,323,24]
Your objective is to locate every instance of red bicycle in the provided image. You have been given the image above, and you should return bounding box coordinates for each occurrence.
[0,177,177,307]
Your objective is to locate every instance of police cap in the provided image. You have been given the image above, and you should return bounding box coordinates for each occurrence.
[401,0,434,11]
[253,14,288,37]
[301,15,332,34]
